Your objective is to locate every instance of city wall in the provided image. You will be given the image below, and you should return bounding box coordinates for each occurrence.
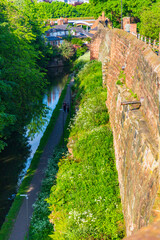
[90,28,160,237]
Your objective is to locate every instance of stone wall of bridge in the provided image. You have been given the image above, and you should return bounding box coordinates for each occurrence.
[90,28,160,237]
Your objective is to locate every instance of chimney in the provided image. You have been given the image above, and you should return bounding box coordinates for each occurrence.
[57,17,64,25]
[64,18,68,24]
[50,19,55,26]
[123,17,130,30]
[130,24,137,34]
[102,11,105,21]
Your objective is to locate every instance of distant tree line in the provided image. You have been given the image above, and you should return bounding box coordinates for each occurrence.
[37,2,96,18]
[38,0,160,39]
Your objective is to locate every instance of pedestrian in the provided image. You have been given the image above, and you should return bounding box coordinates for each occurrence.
[66,103,69,113]
[63,102,66,112]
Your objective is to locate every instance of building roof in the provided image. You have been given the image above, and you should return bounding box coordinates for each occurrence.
[46,25,93,38]
[90,26,98,31]
[45,36,62,41]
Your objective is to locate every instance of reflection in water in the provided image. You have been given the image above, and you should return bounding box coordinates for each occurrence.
[17,78,67,187]
[0,134,30,227]
[0,68,68,228]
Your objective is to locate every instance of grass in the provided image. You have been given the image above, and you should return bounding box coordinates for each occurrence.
[0,75,71,240]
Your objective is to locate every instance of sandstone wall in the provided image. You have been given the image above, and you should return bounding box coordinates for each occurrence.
[90,29,160,236]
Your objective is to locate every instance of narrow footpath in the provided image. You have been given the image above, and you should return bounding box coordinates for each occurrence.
[9,80,73,240]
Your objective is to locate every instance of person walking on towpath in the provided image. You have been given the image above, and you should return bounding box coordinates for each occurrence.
[66,103,70,113]
[63,102,67,112]
[8,78,74,240]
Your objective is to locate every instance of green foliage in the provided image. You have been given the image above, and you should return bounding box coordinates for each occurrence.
[37,2,97,18]
[116,70,126,86]
[116,80,123,86]
[84,0,159,28]
[76,46,88,58]
[59,40,75,60]
[47,61,125,239]
[71,38,83,46]
[74,50,90,63]
[139,2,160,39]
[129,89,138,99]
[0,0,53,151]
[29,0,160,32]
[71,51,90,76]
[124,0,157,18]
[83,37,92,43]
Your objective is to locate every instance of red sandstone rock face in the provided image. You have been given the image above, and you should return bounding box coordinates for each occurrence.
[123,220,160,240]
[90,29,160,237]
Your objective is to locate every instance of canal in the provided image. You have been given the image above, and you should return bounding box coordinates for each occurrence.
[0,67,68,228]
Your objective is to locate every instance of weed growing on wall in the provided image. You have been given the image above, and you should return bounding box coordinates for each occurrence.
[47,61,125,239]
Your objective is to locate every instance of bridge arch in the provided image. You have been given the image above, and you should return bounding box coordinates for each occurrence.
[73,21,92,27]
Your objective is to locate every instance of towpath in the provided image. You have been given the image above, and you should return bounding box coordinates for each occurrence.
[9,79,73,240]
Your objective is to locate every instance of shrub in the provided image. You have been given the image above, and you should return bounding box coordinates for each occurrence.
[71,38,83,46]
[76,46,88,58]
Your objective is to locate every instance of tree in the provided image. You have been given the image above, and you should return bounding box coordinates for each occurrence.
[0,0,52,151]
[139,2,160,39]
[59,40,75,60]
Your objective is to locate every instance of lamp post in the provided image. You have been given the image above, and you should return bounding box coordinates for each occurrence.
[121,0,123,29]
[20,194,28,226]
[20,194,29,239]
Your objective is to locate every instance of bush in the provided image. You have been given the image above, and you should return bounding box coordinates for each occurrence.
[76,46,88,58]
[71,38,83,46]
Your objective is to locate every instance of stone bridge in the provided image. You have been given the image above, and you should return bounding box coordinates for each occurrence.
[90,27,160,238]
[72,20,94,26]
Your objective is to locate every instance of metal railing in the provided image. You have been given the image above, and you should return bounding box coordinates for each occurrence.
[134,33,159,55]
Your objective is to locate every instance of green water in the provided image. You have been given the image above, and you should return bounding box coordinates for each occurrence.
[0,67,68,227]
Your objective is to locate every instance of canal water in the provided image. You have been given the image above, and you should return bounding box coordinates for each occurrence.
[0,67,68,228]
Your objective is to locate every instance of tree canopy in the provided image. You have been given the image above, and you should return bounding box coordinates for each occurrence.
[0,0,52,151]
[139,1,160,39]
[37,0,160,31]
[37,1,97,18]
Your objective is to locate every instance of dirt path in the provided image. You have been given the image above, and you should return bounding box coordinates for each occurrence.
[9,80,73,240]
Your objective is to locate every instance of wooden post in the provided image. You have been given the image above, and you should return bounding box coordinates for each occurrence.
[144,36,147,43]
[149,38,151,47]
[141,35,143,41]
